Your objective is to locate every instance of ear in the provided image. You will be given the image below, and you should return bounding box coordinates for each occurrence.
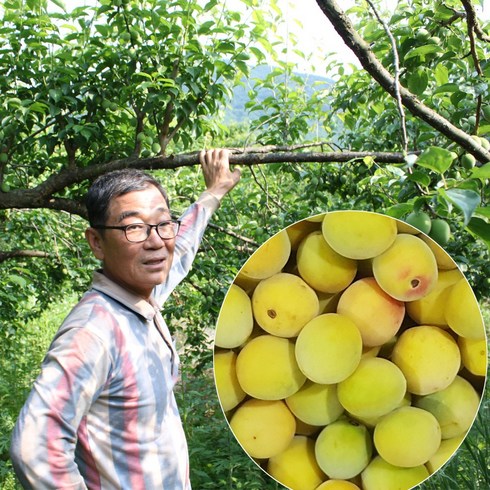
[85,227,105,261]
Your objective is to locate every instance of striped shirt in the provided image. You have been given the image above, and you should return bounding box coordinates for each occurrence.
[10,192,220,489]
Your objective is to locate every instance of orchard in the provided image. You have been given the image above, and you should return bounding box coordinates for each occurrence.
[0,1,489,489]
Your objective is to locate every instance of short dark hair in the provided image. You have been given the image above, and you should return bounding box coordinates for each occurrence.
[85,168,169,227]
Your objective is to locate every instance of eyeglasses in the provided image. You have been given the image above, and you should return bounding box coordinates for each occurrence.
[93,219,180,243]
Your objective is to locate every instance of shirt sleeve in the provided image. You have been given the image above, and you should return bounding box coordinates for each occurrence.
[153,191,221,306]
[10,324,111,490]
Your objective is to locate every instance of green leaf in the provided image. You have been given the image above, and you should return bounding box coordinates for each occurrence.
[407,69,428,96]
[475,206,490,219]
[407,170,431,186]
[434,63,449,86]
[49,0,66,11]
[416,146,455,174]
[384,203,413,218]
[471,162,490,179]
[197,20,215,35]
[405,44,442,61]
[467,217,490,250]
[441,188,481,225]
[433,83,460,94]
[48,89,62,103]
[8,274,27,288]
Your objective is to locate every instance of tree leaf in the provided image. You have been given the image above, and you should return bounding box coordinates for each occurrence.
[434,63,449,86]
[405,44,442,61]
[467,217,490,250]
[441,188,481,225]
[407,169,431,186]
[416,146,455,174]
[475,206,490,219]
[8,274,27,288]
[471,162,490,179]
[407,69,428,96]
[384,203,413,218]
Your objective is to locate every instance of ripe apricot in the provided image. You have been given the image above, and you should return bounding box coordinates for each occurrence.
[373,234,438,301]
[373,406,441,467]
[297,231,357,293]
[229,399,296,459]
[337,277,405,347]
[322,210,397,260]
[240,229,291,280]
[392,325,460,395]
[236,335,306,400]
[215,284,253,348]
[252,272,319,338]
[295,313,362,384]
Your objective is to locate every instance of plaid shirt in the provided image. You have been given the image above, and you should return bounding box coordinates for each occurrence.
[10,192,220,489]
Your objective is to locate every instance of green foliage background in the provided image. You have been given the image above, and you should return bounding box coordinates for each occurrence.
[1,0,489,488]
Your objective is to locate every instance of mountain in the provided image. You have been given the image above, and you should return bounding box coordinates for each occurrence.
[224,64,333,123]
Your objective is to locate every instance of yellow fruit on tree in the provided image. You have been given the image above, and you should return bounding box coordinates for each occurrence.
[372,234,438,301]
[229,399,296,459]
[267,436,325,490]
[240,229,291,280]
[322,210,397,260]
[414,375,481,439]
[315,419,373,480]
[392,325,461,395]
[213,350,246,412]
[361,455,430,490]
[285,380,344,426]
[252,272,319,337]
[373,406,441,467]
[295,313,362,384]
[236,335,306,400]
[337,277,405,347]
[297,231,357,293]
[445,278,486,340]
[215,284,253,348]
[337,357,407,420]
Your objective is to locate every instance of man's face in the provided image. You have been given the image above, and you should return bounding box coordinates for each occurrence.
[86,185,175,299]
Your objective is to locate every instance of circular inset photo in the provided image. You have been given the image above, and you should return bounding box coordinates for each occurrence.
[213,210,487,490]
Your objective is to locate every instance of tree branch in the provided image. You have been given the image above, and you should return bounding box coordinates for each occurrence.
[0,148,411,215]
[0,249,51,263]
[315,0,490,163]
[461,0,490,42]
[366,0,408,153]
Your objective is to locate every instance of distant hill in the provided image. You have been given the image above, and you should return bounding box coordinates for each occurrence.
[224,64,332,123]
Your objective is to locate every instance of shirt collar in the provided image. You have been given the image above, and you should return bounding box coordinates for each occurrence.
[91,270,157,322]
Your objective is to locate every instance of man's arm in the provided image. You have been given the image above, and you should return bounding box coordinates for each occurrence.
[154,149,241,305]
[10,325,110,489]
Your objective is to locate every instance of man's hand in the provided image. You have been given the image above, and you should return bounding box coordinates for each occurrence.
[199,148,241,201]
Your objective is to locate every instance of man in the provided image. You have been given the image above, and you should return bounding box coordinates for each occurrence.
[10,149,241,489]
